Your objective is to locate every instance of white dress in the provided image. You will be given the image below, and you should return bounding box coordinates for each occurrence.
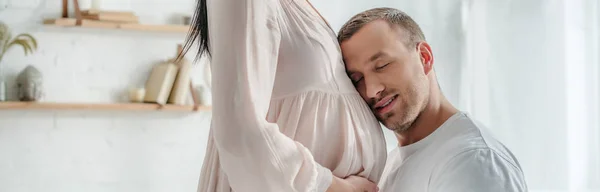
[198,0,387,191]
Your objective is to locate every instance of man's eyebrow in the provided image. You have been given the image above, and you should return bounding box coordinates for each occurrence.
[369,52,385,62]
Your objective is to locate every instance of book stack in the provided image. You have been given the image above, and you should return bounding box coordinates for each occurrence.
[78,9,139,28]
[44,0,188,32]
[143,45,194,105]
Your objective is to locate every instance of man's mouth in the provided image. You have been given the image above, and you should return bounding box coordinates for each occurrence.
[373,95,398,115]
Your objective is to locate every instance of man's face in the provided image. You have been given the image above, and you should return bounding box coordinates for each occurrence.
[341,20,433,132]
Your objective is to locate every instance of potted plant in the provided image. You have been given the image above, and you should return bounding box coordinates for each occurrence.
[0,21,38,101]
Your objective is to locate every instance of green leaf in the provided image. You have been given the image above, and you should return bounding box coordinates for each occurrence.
[20,40,32,55]
[7,39,32,55]
[3,32,12,52]
[15,33,37,50]
[0,21,12,59]
[1,33,11,55]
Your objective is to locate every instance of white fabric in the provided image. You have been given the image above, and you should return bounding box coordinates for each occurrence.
[378,112,528,192]
[198,0,387,191]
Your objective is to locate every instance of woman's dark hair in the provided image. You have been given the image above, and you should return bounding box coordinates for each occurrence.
[177,0,210,62]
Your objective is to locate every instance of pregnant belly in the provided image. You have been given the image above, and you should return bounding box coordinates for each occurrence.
[267,91,385,180]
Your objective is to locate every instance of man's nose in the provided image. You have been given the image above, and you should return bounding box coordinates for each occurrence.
[364,75,384,99]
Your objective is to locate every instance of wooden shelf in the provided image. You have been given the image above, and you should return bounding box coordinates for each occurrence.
[43,18,190,33]
[0,102,210,112]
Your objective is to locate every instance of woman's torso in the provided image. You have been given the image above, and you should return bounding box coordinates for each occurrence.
[266,0,387,182]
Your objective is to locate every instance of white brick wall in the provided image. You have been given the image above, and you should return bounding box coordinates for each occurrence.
[0,0,212,191]
[0,110,212,192]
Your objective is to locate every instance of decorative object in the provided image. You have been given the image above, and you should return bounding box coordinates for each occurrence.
[16,65,43,101]
[0,21,39,102]
[128,87,145,103]
[167,44,192,105]
[143,60,178,104]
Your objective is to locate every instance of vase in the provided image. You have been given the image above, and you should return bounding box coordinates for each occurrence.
[194,85,212,106]
[203,62,211,90]
[17,65,43,101]
[0,80,6,101]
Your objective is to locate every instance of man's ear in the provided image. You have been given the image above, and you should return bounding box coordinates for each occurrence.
[417,42,434,75]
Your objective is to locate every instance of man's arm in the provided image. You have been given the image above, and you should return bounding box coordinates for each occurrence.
[429,148,528,192]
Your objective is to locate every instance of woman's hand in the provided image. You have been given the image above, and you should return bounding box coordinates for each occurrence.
[328,175,379,192]
[345,175,379,192]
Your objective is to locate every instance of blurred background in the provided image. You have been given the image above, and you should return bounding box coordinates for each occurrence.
[0,0,598,192]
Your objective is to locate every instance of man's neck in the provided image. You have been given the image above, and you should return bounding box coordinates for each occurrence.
[396,82,458,147]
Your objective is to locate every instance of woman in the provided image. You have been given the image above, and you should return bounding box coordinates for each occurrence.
[181,0,387,191]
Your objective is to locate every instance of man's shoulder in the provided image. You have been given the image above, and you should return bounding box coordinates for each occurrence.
[427,113,527,191]
[438,112,520,168]
[428,147,528,192]
[442,147,523,175]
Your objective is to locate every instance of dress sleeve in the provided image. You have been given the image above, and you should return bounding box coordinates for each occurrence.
[206,0,333,191]
[429,149,528,192]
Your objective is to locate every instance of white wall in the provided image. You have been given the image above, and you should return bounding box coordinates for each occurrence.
[0,0,213,192]
[0,111,211,192]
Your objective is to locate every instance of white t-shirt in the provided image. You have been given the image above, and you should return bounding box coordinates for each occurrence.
[378,112,528,192]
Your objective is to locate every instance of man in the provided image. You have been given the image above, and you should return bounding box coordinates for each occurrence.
[337,7,528,192]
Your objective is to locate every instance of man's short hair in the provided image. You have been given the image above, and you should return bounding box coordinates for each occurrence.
[338,7,426,47]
